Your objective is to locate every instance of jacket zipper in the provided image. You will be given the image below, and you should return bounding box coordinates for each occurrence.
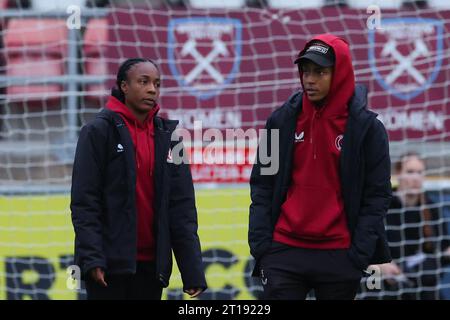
[153,126,172,286]
[311,109,322,160]
[134,120,140,169]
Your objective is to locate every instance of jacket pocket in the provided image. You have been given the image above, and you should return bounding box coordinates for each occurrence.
[277,184,346,241]
[333,249,365,279]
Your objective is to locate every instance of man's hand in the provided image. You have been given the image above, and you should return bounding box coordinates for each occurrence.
[90,267,107,287]
[184,288,204,298]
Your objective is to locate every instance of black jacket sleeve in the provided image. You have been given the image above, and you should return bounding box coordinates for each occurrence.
[70,124,107,276]
[248,117,276,261]
[348,119,392,270]
[168,140,207,291]
[428,196,450,255]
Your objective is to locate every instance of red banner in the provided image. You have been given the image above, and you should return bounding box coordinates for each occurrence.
[107,7,450,182]
[184,145,256,183]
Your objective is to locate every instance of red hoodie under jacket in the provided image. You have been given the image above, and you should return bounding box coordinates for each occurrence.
[107,96,160,261]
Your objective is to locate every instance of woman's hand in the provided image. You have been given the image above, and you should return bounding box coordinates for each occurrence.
[184,288,204,298]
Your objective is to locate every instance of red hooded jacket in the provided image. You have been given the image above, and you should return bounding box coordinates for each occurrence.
[274,34,356,249]
[106,96,160,261]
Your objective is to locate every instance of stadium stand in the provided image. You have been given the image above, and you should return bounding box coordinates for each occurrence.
[346,0,402,8]
[4,18,66,102]
[266,0,326,9]
[189,0,245,8]
[30,0,88,11]
[83,18,108,101]
[429,0,450,9]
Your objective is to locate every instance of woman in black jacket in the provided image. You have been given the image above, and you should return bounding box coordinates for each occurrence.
[71,58,207,300]
[378,152,450,300]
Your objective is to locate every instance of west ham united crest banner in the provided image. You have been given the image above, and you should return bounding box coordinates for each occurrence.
[107,8,449,182]
[108,8,449,139]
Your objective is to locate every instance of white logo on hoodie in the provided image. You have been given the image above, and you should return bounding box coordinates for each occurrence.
[335,135,344,151]
[294,131,305,143]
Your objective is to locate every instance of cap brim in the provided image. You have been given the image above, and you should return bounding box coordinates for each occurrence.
[294,52,334,67]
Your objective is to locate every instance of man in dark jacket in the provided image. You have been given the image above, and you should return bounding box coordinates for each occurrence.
[249,34,392,300]
[71,58,207,300]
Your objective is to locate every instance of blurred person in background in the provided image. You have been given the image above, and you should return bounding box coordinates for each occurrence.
[375,152,450,300]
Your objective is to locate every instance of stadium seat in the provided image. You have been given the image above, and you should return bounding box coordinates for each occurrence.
[267,0,325,8]
[0,0,6,81]
[83,18,109,101]
[428,0,450,8]
[347,0,402,8]
[4,19,67,102]
[189,0,245,8]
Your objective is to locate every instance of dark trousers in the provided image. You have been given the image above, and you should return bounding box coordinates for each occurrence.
[259,241,363,300]
[85,261,163,300]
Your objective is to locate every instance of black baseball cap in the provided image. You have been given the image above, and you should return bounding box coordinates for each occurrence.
[294,41,335,67]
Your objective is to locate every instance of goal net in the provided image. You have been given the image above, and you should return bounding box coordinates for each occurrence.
[0,0,449,300]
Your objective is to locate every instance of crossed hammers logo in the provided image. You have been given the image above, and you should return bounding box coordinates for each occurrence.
[181,38,229,84]
[381,38,429,85]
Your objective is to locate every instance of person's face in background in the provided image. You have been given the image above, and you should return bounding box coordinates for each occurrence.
[120,61,160,116]
[397,155,425,196]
